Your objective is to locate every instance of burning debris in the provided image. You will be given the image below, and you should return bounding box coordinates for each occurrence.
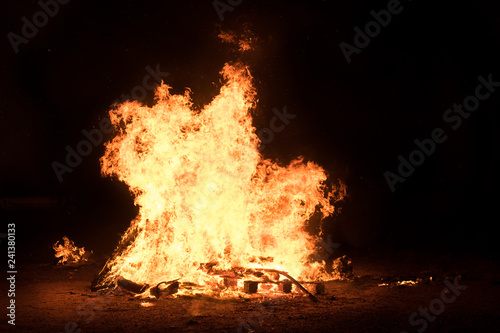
[150,279,180,299]
[331,255,354,280]
[91,60,346,299]
[397,280,418,286]
[116,277,149,294]
[113,267,327,303]
[53,236,92,265]
[378,276,430,287]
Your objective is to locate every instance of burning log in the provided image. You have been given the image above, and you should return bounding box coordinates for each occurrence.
[116,277,149,294]
[223,277,238,288]
[150,280,180,299]
[315,283,325,295]
[91,225,140,291]
[255,268,319,303]
[243,281,259,294]
[279,279,292,293]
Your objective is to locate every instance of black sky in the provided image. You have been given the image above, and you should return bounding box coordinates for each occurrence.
[1,0,499,255]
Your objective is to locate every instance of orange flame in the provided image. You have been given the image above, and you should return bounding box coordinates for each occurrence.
[98,63,345,295]
[53,236,90,265]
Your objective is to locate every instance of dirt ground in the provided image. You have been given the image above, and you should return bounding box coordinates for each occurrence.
[3,248,500,333]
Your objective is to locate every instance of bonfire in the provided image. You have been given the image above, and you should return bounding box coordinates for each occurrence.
[91,60,346,298]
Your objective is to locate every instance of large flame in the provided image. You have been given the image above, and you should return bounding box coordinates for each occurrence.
[98,63,344,295]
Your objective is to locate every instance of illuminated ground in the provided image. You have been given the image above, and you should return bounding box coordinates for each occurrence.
[5,249,500,332]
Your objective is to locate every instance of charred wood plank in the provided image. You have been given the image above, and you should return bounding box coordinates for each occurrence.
[243,281,259,293]
[315,283,325,295]
[116,277,149,294]
[255,268,319,303]
[150,279,180,299]
[279,279,292,293]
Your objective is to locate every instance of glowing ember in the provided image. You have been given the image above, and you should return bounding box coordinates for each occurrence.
[218,31,253,51]
[53,236,91,265]
[140,301,155,308]
[95,62,345,296]
[397,280,418,286]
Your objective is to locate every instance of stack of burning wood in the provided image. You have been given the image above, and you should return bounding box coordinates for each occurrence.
[103,262,333,303]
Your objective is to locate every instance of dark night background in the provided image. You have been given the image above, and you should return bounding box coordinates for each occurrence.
[1,0,499,263]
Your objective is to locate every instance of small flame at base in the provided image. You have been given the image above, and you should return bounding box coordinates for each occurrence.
[53,236,91,265]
